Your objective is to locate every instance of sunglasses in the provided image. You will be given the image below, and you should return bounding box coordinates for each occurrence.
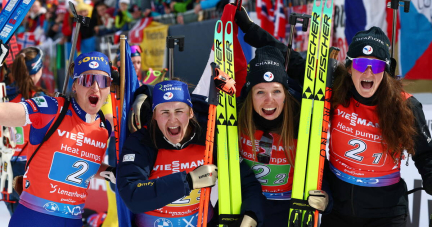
[131,45,142,55]
[347,57,388,74]
[77,74,112,88]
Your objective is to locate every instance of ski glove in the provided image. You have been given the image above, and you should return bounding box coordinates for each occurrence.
[228,211,258,227]
[423,177,432,195]
[100,166,116,184]
[128,94,149,133]
[308,190,329,212]
[234,5,253,33]
[186,164,217,189]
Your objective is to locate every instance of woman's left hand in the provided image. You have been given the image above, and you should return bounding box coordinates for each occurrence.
[308,190,329,212]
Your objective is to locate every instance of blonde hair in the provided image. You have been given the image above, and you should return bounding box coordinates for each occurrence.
[238,88,299,165]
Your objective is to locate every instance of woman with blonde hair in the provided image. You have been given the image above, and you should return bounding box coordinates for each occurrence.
[1,51,116,226]
[237,46,331,226]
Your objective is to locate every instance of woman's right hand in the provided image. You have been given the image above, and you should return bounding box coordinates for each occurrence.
[186,164,218,189]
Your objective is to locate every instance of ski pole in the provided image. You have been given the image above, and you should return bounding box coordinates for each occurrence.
[119,35,127,120]
[285,13,311,71]
[61,1,91,95]
[166,36,185,80]
[387,0,410,77]
[197,63,219,227]
[313,47,340,227]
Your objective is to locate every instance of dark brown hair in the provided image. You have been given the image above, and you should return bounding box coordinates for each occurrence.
[331,64,416,160]
[10,47,47,99]
[150,78,200,147]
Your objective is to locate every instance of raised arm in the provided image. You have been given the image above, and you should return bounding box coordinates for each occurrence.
[0,102,27,127]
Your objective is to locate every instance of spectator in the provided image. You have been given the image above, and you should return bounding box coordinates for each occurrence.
[170,0,193,13]
[94,2,115,36]
[46,4,66,41]
[115,0,133,31]
[27,0,46,33]
[193,0,221,14]
[76,0,97,53]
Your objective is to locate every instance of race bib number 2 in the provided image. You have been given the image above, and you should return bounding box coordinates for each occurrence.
[49,152,100,188]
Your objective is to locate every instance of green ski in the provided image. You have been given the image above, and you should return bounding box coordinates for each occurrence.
[214,19,242,227]
[288,0,333,226]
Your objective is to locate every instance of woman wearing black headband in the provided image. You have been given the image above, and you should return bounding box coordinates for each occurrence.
[321,27,432,227]
[3,47,50,216]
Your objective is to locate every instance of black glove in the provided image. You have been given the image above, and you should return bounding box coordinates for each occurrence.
[0,40,10,67]
[423,177,432,195]
[228,211,258,227]
[100,166,116,184]
[234,5,253,33]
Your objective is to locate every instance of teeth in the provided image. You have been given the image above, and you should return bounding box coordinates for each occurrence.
[362,80,373,82]
[263,108,276,111]
[168,127,178,129]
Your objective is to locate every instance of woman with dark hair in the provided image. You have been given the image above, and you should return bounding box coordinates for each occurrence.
[117,79,265,227]
[0,51,116,226]
[3,47,49,216]
[321,27,432,227]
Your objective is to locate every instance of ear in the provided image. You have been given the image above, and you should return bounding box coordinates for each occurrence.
[347,67,352,75]
[72,82,76,92]
[189,108,194,119]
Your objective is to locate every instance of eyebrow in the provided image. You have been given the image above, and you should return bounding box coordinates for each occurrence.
[160,108,186,112]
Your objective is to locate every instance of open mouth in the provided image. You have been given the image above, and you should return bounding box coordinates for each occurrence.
[167,126,181,136]
[262,108,276,115]
[89,95,99,106]
[361,80,373,89]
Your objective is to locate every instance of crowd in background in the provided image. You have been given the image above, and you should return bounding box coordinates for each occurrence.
[0,0,235,94]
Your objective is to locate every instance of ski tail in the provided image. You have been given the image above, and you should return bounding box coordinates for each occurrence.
[288,0,323,225]
[0,0,36,44]
[214,20,233,227]
[224,21,242,217]
[303,0,334,226]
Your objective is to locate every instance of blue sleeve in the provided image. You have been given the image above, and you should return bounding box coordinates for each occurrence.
[200,0,220,10]
[21,96,60,145]
[117,130,192,214]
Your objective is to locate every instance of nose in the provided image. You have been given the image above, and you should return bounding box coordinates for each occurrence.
[364,66,373,74]
[264,92,273,102]
[90,81,100,91]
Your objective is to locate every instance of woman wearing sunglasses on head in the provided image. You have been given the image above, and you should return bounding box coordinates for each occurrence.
[0,51,116,226]
[115,45,143,83]
[321,27,432,227]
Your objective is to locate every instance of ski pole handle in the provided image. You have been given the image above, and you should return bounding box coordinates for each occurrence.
[386,0,410,77]
[285,13,311,71]
[62,2,91,95]
[166,36,185,80]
